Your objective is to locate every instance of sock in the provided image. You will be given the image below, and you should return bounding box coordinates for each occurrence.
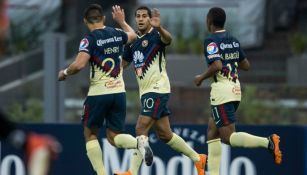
[86,140,106,175]
[167,133,200,162]
[207,139,222,175]
[230,132,269,148]
[129,149,143,175]
[114,134,137,149]
[28,147,50,175]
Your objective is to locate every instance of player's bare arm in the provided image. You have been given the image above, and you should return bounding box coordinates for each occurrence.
[194,60,223,86]
[238,58,250,71]
[58,52,90,81]
[150,8,172,44]
[112,5,136,43]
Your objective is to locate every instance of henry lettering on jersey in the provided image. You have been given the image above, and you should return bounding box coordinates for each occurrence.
[78,27,128,96]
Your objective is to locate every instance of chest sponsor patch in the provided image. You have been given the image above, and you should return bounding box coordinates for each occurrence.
[207,42,219,55]
[133,51,145,68]
[136,68,143,77]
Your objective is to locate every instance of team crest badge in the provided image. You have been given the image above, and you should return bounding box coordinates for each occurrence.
[142,40,148,47]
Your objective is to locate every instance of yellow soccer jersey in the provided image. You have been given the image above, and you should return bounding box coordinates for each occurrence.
[123,28,170,97]
[79,27,128,96]
[204,30,246,105]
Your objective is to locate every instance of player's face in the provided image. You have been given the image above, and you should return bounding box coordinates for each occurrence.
[135,10,151,31]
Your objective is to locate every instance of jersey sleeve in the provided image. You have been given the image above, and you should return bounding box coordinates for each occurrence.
[78,35,94,55]
[156,30,170,46]
[238,46,247,62]
[115,28,128,45]
[204,38,221,65]
[123,44,133,62]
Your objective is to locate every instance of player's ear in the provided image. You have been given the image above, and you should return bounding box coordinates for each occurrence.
[83,18,88,25]
[102,16,106,23]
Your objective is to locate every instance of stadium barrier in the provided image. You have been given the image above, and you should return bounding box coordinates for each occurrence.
[0,124,305,175]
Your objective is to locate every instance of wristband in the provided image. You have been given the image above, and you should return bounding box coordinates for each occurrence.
[63,68,68,76]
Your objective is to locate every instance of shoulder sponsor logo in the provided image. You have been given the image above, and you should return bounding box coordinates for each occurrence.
[208,54,220,59]
[79,38,89,50]
[207,42,219,54]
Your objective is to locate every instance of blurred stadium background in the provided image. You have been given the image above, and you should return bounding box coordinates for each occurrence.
[0,0,307,174]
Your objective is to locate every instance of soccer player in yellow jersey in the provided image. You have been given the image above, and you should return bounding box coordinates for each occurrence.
[115,6,206,175]
[194,7,282,175]
[58,4,147,175]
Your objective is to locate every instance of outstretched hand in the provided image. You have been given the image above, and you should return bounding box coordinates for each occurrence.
[149,8,161,28]
[112,5,125,25]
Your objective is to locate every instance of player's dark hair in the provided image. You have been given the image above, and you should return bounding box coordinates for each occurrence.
[83,4,103,24]
[207,7,226,28]
[135,6,152,18]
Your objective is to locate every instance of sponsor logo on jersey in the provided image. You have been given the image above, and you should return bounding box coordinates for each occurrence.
[79,38,89,50]
[97,36,123,46]
[207,42,219,55]
[142,40,148,47]
[208,54,220,59]
[136,68,143,77]
[220,43,233,50]
[220,42,240,50]
[105,80,122,89]
[133,51,145,67]
[232,85,241,95]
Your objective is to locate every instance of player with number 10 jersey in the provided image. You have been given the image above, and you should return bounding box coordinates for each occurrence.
[116,6,206,175]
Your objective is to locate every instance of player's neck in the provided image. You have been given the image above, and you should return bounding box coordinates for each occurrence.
[214,29,226,33]
[89,23,106,32]
[211,27,225,33]
[138,27,153,36]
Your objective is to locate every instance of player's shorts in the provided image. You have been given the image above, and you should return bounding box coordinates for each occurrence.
[81,92,126,132]
[140,92,171,119]
[211,101,240,128]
